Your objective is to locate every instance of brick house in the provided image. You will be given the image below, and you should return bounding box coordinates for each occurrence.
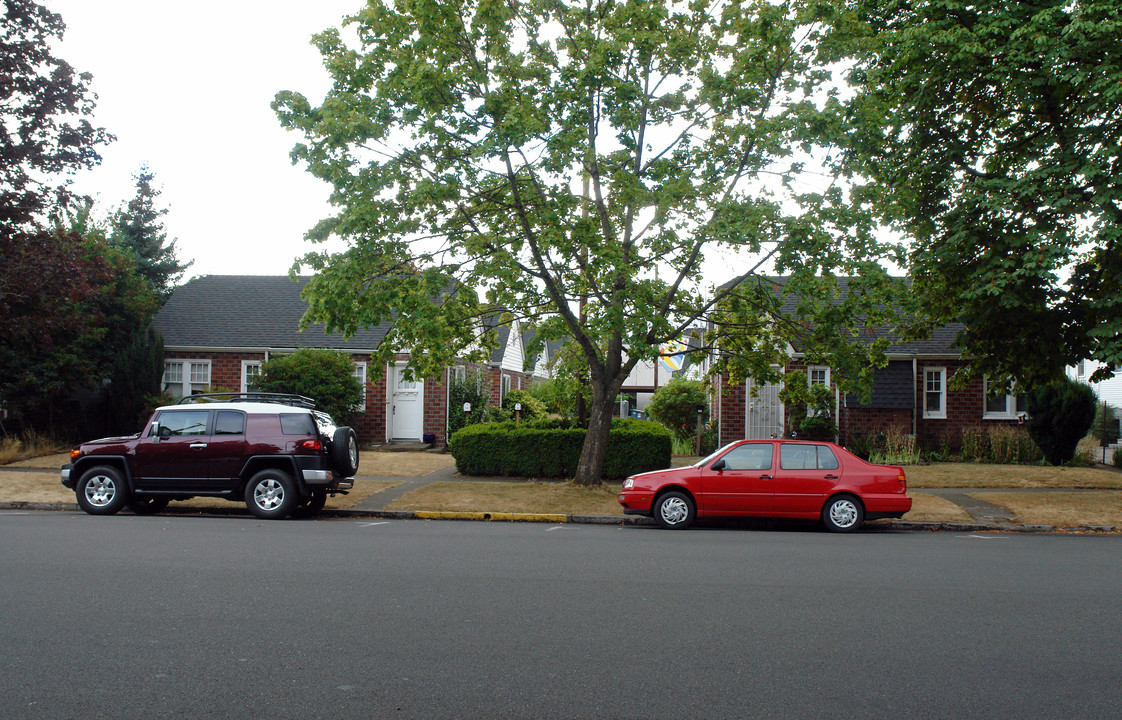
[713,281,1026,450]
[153,275,536,446]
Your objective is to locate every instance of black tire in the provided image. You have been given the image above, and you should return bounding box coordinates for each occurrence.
[244,469,298,519]
[822,494,865,533]
[127,497,170,515]
[290,489,328,519]
[331,427,360,477]
[654,490,695,529]
[75,465,129,516]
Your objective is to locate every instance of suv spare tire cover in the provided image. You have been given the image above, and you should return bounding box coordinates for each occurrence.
[331,427,360,477]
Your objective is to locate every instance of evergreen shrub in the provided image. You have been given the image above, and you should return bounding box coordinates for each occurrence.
[449,418,671,479]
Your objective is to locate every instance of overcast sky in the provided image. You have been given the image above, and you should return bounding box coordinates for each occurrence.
[49,0,361,279]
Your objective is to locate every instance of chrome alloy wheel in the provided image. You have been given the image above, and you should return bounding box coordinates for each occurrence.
[83,474,118,507]
[828,498,860,529]
[253,478,285,510]
[347,436,358,468]
[660,496,690,526]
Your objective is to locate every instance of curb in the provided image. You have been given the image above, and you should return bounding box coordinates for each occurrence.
[1,501,1118,532]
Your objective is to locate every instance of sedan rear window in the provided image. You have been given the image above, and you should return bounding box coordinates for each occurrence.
[780,444,840,470]
[280,413,316,436]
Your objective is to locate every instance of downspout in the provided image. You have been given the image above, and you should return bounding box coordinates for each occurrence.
[912,358,918,437]
[834,386,840,444]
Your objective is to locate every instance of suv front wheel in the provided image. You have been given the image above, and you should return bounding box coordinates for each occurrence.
[245,469,297,519]
[75,465,129,515]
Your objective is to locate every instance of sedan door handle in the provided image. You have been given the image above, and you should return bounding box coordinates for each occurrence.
[824,474,838,480]
[759,475,772,480]
[190,442,208,449]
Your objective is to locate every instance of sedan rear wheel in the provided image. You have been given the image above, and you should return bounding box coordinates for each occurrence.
[654,491,695,530]
[822,494,864,533]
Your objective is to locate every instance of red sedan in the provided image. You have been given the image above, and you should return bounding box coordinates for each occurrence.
[617,440,912,532]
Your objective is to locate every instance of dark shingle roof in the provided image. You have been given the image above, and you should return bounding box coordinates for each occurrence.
[154,275,392,351]
[722,275,961,356]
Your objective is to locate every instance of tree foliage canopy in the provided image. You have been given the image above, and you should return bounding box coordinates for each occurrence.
[276,0,902,482]
[837,0,1122,387]
[110,169,192,301]
[257,348,364,425]
[0,0,112,237]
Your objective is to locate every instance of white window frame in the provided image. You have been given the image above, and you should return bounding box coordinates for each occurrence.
[501,373,512,400]
[808,366,830,387]
[241,360,262,394]
[923,367,947,419]
[450,365,466,383]
[352,361,367,411]
[164,359,211,398]
[983,377,1026,420]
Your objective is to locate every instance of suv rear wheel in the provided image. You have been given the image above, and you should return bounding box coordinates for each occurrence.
[245,469,297,519]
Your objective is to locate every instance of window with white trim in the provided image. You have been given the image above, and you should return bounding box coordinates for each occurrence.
[241,360,262,393]
[450,366,466,383]
[163,360,210,398]
[353,362,367,410]
[808,366,830,387]
[923,367,946,419]
[501,374,512,400]
[983,377,1026,419]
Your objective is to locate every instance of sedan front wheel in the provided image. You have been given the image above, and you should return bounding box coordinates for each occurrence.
[654,491,695,530]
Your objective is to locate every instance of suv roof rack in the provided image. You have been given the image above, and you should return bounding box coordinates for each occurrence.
[177,392,317,409]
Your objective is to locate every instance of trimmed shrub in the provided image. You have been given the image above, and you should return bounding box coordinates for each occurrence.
[1026,377,1098,466]
[257,348,363,424]
[647,379,708,440]
[448,418,672,479]
[502,389,548,421]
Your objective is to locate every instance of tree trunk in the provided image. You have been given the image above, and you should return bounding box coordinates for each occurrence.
[572,386,617,486]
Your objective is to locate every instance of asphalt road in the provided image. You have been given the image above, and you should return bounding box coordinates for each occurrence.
[1,512,1119,719]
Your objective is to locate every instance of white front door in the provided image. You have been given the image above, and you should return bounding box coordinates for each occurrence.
[746,377,784,440]
[390,365,424,440]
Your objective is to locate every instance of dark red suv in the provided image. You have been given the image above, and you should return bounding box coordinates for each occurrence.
[61,394,360,519]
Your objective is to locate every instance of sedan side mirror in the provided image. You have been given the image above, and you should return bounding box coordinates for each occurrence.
[711,459,725,471]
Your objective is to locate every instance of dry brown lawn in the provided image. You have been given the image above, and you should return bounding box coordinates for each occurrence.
[387,480,625,516]
[906,463,1122,489]
[975,491,1122,528]
[358,451,454,477]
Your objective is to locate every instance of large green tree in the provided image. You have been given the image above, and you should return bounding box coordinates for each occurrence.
[836,0,1122,388]
[110,168,192,301]
[0,228,158,429]
[275,0,901,484]
[0,0,112,238]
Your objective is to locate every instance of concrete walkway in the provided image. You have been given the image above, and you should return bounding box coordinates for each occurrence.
[352,465,460,511]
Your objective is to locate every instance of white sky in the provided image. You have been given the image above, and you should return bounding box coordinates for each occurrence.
[49,0,361,279]
[45,1,833,287]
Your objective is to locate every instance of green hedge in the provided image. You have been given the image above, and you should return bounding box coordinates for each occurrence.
[448,418,672,479]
